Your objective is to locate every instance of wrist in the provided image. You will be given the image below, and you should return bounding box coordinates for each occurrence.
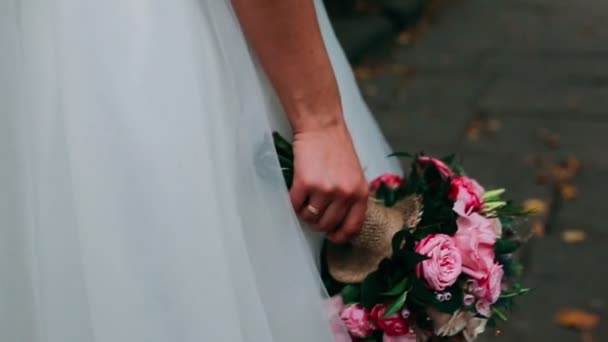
[288,103,346,134]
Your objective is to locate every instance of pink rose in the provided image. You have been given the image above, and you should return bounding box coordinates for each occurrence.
[418,156,454,178]
[474,263,504,304]
[370,173,404,192]
[475,300,491,317]
[453,202,498,280]
[326,295,345,318]
[371,304,410,337]
[340,304,375,338]
[463,294,475,306]
[415,234,462,291]
[325,296,351,342]
[449,176,485,213]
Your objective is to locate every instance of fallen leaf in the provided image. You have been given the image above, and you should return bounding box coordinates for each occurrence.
[556,309,600,331]
[538,128,560,149]
[564,156,582,175]
[465,119,483,141]
[523,198,548,216]
[532,221,545,237]
[559,183,578,200]
[561,229,587,243]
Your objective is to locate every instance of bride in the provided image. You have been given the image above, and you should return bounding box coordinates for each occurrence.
[0,0,400,341]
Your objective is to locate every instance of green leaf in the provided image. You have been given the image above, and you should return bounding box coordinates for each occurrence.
[360,272,382,309]
[388,152,414,158]
[492,307,509,322]
[341,284,361,304]
[384,290,408,317]
[500,287,530,299]
[386,189,396,207]
[391,229,408,255]
[483,201,507,212]
[272,132,293,157]
[453,165,466,176]
[277,154,293,169]
[494,238,521,254]
[440,154,456,165]
[483,188,505,201]
[408,277,435,306]
[359,338,377,342]
[394,250,427,273]
[381,278,409,296]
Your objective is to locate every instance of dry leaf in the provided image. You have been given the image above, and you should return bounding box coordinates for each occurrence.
[564,157,582,175]
[538,128,560,149]
[532,221,545,237]
[559,183,578,200]
[523,198,548,216]
[561,229,587,243]
[465,119,483,141]
[556,309,600,331]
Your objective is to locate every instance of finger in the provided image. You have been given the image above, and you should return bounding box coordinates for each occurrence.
[299,194,331,225]
[327,199,367,243]
[317,199,348,233]
[289,177,308,212]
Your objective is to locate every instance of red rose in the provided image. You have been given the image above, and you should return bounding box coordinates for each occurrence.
[417,156,455,178]
[370,173,404,192]
[371,304,410,337]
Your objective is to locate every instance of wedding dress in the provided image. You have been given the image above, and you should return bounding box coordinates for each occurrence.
[0,0,400,341]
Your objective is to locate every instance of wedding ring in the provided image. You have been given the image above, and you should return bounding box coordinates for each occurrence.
[306,204,320,216]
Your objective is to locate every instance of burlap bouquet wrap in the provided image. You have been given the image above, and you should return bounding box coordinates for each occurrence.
[325,195,423,284]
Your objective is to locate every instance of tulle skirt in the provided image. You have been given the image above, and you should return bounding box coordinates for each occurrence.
[0,0,400,341]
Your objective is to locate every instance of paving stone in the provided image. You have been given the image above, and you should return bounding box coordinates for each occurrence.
[479,232,608,342]
[478,79,608,115]
[382,0,427,27]
[332,16,396,62]
[350,0,608,339]
[552,163,608,234]
[392,75,488,107]
[480,54,608,81]
[376,104,474,146]
[460,117,608,168]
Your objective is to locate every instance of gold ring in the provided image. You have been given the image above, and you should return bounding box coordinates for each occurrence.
[306,204,320,215]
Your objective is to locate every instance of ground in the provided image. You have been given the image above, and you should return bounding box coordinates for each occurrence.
[350,0,608,340]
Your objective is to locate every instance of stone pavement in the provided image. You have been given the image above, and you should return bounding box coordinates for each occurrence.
[351,0,608,340]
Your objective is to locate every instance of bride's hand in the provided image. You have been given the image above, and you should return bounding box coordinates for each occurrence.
[289,125,369,243]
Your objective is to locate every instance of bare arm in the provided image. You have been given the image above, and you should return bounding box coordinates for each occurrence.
[232,0,369,242]
[231,0,342,133]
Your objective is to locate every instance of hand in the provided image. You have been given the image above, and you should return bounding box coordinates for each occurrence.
[289,125,369,243]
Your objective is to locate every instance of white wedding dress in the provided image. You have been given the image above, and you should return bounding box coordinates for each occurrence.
[0,0,400,341]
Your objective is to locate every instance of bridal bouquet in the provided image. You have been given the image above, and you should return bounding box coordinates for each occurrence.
[273,133,530,342]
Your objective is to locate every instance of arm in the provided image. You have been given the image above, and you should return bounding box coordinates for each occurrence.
[232,0,369,242]
[231,0,342,132]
